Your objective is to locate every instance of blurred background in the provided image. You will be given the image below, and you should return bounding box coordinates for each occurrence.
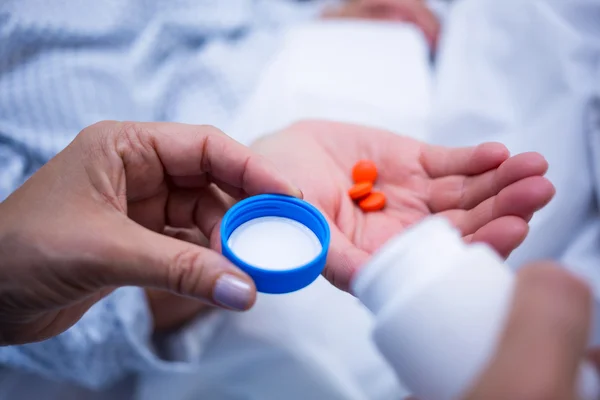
[0,0,599,399]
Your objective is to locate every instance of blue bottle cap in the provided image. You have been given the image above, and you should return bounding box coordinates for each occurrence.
[220,194,330,294]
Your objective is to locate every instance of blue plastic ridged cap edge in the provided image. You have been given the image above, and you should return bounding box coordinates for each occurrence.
[220,194,330,294]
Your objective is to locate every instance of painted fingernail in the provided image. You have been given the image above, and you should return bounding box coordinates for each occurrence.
[213,274,254,311]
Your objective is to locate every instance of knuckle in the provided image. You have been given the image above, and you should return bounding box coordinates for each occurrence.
[168,248,207,297]
[196,124,225,138]
[76,120,118,155]
[114,121,150,155]
[76,120,153,163]
[195,125,242,173]
[79,120,117,139]
[199,129,214,173]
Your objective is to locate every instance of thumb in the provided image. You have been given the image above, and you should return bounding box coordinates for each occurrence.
[99,219,256,311]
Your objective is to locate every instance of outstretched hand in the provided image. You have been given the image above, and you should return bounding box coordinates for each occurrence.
[252,121,555,290]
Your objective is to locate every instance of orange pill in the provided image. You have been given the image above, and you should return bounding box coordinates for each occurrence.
[352,160,378,183]
[348,182,373,200]
[359,191,386,212]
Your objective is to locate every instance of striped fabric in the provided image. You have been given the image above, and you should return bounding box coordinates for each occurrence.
[0,0,325,388]
[0,0,325,200]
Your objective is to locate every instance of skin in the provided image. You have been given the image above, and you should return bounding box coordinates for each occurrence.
[465,263,593,400]
[0,120,554,343]
[323,0,440,49]
[153,120,555,329]
[252,121,555,291]
[0,121,301,343]
[410,262,597,399]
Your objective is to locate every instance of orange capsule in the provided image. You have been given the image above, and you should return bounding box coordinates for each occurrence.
[348,182,373,200]
[359,191,386,212]
[352,160,378,183]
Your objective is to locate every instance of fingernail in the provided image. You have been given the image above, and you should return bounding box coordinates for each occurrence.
[213,274,253,311]
[286,183,302,199]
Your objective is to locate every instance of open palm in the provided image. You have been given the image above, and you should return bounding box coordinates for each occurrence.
[252,121,555,291]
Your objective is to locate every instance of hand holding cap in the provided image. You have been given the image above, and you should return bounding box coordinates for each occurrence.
[0,121,301,344]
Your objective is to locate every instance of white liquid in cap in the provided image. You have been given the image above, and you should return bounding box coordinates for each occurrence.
[227,216,322,271]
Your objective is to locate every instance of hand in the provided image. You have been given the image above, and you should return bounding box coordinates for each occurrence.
[146,227,213,332]
[405,262,597,399]
[464,262,596,399]
[252,121,555,290]
[322,0,440,49]
[0,121,301,344]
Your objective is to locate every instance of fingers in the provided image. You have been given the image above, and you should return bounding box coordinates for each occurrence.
[145,288,211,332]
[463,216,528,259]
[149,228,212,332]
[430,150,554,258]
[165,185,233,246]
[322,0,439,48]
[465,263,592,399]
[99,217,257,311]
[443,176,555,236]
[429,152,549,212]
[163,226,209,247]
[323,221,370,292]
[421,142,510,179]
[392,0,440,48]
[113,121,301,198]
